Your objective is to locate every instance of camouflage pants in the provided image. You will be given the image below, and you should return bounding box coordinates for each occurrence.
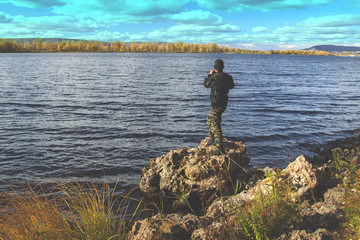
[207,106,226,149]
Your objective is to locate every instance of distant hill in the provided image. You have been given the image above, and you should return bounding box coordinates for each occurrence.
[304,45,360,52]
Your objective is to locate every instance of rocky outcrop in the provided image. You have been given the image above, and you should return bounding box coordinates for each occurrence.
[190,155,323,240]
[130,134,360,240]
[140,137,250,214]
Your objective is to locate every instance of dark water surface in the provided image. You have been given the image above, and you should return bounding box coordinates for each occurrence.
[1,52,359,192]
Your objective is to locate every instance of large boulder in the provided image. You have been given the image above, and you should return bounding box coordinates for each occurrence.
[139,138,250,214]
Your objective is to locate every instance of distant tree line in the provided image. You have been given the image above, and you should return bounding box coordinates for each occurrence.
[268,49,332,56]
[0,39,332,56]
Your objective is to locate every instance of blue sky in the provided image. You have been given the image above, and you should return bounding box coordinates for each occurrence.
[0,0,360,50]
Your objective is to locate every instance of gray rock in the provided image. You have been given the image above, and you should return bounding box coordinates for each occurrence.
[277,228,332,240]
[234,155,317,203]
[128,213,204,240]
[191,221,224,240]
[139,137,250,214]
[205,193,246,220]
[282,155,318,199]
[298,187,345,231]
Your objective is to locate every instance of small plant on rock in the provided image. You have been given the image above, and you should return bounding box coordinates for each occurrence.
[344,169,360,239]
[219,170,300,240]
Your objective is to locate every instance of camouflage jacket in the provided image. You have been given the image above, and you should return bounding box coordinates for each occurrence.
[203,72,235,108]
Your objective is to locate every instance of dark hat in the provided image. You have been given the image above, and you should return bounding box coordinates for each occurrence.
[214,59,224,71]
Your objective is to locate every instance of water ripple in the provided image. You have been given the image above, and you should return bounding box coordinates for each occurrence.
[1,52,360,192]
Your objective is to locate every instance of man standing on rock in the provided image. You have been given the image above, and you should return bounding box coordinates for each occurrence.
[204,59,235,154]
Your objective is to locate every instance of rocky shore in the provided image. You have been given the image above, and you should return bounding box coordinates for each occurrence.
[129,134,360,239]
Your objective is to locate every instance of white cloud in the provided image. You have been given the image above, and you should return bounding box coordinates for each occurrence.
[236,43,257,49]
[169,10,224,26]
[11,15,104,32]
[51,0,190,23]
[195,0,333,11]
[167,23,241,35]
[252,26,268,33]
[0,13,106,39]
[299,14,360,27]
[0,11,12,23]
[0,0,65,8]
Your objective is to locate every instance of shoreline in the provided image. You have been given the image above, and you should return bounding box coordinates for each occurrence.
[1,131,360,239]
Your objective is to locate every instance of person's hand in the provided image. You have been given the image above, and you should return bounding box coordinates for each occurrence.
[209,69,216,74]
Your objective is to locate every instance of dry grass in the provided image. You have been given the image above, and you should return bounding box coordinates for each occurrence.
[0,179,142,240]
[0,183,75,240]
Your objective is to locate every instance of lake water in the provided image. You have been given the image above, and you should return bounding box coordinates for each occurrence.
[0,52,359,193]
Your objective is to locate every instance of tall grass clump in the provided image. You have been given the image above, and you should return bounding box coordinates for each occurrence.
[0,179,142,240]
[220,171,300,240]
[0,183,76,240]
